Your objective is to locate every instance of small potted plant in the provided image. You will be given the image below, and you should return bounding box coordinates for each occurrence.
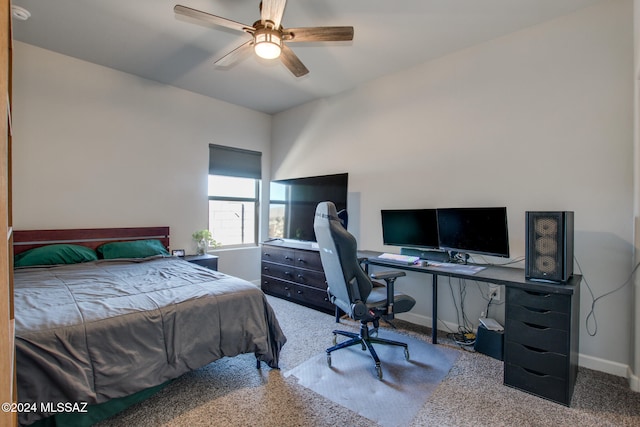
[192,229,219,255]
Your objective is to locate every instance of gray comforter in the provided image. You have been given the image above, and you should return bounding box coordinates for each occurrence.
[14,256,286,425]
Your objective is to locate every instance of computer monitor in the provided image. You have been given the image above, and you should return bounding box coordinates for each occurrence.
[381,209,440,250]
[436,207,510,258]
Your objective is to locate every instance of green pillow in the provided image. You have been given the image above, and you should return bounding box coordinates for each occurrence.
[96,239,169,259]
[14,244,98,267]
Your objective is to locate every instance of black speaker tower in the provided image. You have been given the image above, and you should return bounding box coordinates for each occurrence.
[525,211,574,283]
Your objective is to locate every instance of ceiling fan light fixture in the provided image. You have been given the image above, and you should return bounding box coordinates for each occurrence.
[254,26,282,59]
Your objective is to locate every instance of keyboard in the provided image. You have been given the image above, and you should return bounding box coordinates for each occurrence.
[374,253,420,265]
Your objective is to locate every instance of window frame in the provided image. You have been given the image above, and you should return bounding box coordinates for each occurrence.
[207,144,262,250]
[207,178,260,248]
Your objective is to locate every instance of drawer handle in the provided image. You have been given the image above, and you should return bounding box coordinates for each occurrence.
[522,367,549,378]
[263,267,270,271]
[524,290,551,298]
[524,322,549,330]
[523,305,551,314]
[263,253,271,257]
[284,256,293,261]
[297,258,306,263]
[522,344,547,353]
[284,271,292,276]
[284,286,290,291]
[297,290,303,295]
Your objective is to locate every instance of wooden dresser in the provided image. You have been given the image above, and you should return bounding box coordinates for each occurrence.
[261,241,333,313]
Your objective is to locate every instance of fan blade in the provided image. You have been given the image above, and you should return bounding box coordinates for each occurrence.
[174,5,254,33]
[280,44,308,77]
[214,40,254,67]
[284,26,354,42]
[261,0,287,28]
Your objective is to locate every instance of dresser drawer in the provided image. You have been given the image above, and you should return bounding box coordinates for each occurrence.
[262,261,297,282]
[507,303,569,330]
[261,276,296,299]
[262,246,296,266]
[505,318,568,354]
[261,277,332,311]
[504,363,569,405]
[507,288,570,313]
[294,250,323,271]
[294,283,333,310]
[292,268,326,289]
[504,341,567,379]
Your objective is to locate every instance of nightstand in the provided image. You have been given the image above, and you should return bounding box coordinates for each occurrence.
[184,254,219,271]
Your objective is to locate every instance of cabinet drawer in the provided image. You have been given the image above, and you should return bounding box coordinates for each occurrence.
[505,319,568,354]
[507,303,569,330]
[293,268,326,289]
[295,283,333,310]
[261,277,332,311]
[294,250,323,271]
[262,246,296,266]
[262,261,297,282]
[261,276,296,299]
[504,363,569,405]
[507,288,570,313]
[262,261,326,289]
[504,341,567,378]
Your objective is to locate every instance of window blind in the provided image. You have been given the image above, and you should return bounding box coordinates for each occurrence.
[209,144,262,179]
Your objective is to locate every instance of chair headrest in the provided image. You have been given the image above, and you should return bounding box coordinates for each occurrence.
[315,201,341,223]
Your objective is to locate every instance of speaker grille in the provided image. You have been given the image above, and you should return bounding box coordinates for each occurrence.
[526,211,574,283]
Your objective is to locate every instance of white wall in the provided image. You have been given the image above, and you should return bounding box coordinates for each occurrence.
[632,0,640,391]
[272,0,634,374]
[11,42,271,281]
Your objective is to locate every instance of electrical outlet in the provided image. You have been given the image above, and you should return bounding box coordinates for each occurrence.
[489,285,501,301]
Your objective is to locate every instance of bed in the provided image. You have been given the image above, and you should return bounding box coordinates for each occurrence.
[12,227,287,426]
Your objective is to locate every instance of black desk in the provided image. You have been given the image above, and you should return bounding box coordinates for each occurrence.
[361,250,581,406]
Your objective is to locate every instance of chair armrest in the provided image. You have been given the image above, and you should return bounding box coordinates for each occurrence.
[370,270,406,317]
[370,270,406,281]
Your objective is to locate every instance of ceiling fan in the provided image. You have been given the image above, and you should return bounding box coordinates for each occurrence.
[174,0,354,77]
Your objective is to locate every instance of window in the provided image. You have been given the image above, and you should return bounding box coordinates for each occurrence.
[208,145,262,247]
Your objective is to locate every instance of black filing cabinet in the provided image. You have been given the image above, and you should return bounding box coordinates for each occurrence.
[504,284,580,406]
[261,242,333,313]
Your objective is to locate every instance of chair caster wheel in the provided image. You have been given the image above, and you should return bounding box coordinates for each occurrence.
[327,353,332,367]
[375,364,383,380]
[332,334,337,345]
[404,347,410,361]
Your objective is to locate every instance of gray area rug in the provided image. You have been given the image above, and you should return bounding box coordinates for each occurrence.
[284,330,459,427]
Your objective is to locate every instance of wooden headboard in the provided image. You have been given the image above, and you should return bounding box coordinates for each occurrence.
[13,226,170,255]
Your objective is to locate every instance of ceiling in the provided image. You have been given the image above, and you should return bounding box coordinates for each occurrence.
[11,0,604,115]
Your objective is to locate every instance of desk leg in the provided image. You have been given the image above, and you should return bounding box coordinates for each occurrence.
[432,274,438,344]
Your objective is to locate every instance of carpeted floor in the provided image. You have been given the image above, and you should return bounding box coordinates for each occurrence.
[97,295,640,427]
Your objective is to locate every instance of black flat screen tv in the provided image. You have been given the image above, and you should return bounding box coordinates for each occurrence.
[381,209,440,250]
[436,207,510,258]
[269,173,348,242]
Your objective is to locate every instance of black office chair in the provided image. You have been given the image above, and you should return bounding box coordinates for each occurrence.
[313,201,416,379]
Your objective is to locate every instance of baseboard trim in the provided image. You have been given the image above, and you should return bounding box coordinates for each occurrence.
[395,312,460,339]
[579,353,629,378]
[628,366,639,392]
